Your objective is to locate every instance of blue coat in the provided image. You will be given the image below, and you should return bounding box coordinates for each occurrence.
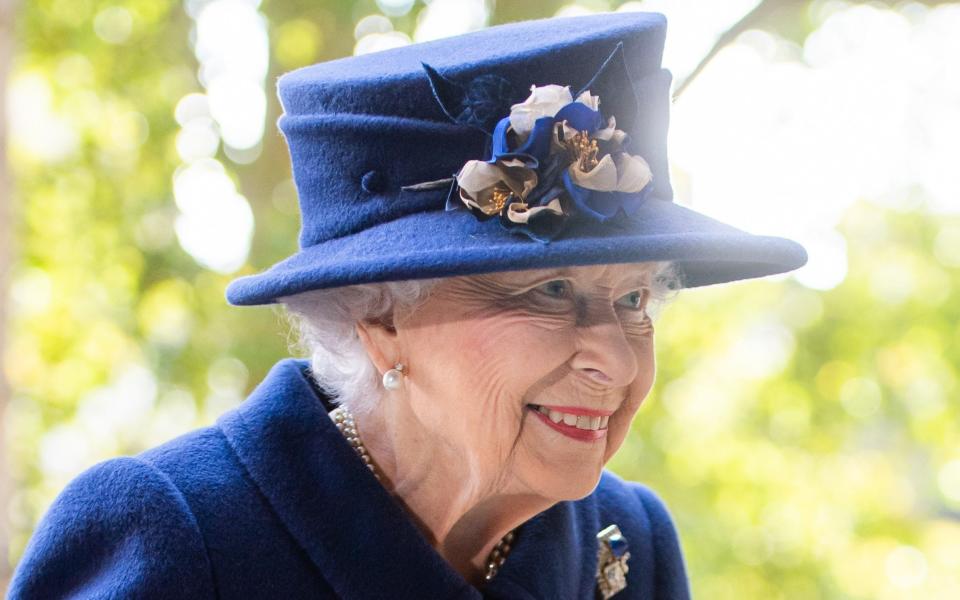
[9,358,691,599]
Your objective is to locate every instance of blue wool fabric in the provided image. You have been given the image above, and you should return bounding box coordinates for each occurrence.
[225,11,807,306]
[9,359,691,599]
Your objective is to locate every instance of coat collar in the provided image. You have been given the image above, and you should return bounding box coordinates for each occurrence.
[216,358,601,599]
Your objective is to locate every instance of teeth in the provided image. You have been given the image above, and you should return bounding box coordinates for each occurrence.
[573,415,600,431]
[535,405,611,431]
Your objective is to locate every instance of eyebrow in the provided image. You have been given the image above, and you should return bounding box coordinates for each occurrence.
[622,271,654,288]
[506,267,652,290]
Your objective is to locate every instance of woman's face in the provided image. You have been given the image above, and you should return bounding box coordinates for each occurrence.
[393,262,657,502]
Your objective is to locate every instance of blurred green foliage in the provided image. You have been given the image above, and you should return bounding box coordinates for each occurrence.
[611,199,960,599]
[5,0,958,598]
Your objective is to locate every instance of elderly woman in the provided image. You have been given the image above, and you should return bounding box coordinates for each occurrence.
[9,11,806,600]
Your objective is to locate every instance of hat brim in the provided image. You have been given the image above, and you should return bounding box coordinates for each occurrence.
[225,197,807,306]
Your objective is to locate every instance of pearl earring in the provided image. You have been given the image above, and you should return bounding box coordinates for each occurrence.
[382,363,406,390]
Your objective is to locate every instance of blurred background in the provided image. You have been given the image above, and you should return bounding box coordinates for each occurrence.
[1,0,958,597]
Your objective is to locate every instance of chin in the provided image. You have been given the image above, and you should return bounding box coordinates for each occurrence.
[544,467,604,502]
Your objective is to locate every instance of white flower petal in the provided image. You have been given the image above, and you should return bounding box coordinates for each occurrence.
[567,149,653,194]
[459,189,486,212]
[499,157,528,169]
[568,153,619,191]
[561,120,582,140]
[509,84,573,138]
[614,152,653,192]
[593,116,617,140]
[575,89,600,111]
[456,160,504,195]
[456,159,538,215]
[506,197,563,224]
[590,117,629,152]
[549,122,567,154]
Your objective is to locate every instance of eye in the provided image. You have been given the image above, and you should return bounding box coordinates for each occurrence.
[615,289,647,311]
[535,279,571,299]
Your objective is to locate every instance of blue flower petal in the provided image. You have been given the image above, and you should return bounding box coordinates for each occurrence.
[525,152,571,206]
[515,116,556,161]
[562,169,608,222]
[588,193,625,220]
[488,115,555,166]
[562,170,653,223]
[617,181,654,216]
[554,101,602,134]
[489,116,513,160]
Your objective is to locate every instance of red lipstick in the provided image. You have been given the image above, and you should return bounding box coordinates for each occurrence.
[530,408,608,442]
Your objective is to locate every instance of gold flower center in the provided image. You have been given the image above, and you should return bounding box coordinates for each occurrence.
[487,184,513,215]
[565,130,600,172]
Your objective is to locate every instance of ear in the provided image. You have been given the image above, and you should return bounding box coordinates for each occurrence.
[355,319,400,375]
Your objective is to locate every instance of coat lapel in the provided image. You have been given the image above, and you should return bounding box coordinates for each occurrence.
[216,358,480,599]
[482,494,599,599]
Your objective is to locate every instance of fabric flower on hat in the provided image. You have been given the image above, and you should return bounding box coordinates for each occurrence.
[423,42,653,242]
[510,84,583,140]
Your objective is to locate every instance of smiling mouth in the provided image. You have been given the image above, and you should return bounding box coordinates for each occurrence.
[527,404,610,441]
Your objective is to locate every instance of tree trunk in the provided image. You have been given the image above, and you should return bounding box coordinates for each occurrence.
[0,0,18,591]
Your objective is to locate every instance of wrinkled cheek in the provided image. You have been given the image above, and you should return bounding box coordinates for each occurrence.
[456,322,577,454]
[632,348,656,404]
[604,349,655,461]
[416,321,553,437]
[461,319,576,387]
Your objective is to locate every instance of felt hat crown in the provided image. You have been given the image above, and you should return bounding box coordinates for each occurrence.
[225,12,807,306]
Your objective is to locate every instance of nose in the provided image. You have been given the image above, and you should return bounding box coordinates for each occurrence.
[569,306,639,388]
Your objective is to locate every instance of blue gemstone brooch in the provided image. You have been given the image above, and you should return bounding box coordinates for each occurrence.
[596,524,631,599]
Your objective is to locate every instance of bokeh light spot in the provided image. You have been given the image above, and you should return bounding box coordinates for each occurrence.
[93,6,134,44]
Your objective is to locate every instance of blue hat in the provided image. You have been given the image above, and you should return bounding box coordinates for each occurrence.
[225,12,807,306]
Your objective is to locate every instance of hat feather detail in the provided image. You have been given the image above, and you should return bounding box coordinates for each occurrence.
[575,42,640,138]
[421,62,518,133]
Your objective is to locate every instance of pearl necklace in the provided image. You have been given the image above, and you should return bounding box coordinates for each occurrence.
[329,405,516,582]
